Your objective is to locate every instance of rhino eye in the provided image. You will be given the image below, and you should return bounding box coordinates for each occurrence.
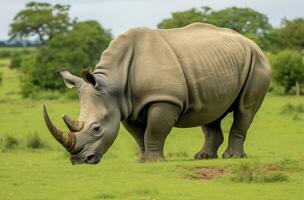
[93,126,100,132]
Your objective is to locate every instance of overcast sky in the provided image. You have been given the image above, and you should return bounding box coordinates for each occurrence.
[0,0,303,40]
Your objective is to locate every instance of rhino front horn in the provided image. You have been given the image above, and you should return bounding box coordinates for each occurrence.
[62,115,84,132]
[43,105,76,152]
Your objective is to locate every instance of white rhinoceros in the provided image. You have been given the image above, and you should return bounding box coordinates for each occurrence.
[43,23,271,164]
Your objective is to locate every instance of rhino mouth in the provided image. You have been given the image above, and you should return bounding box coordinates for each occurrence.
[85,154,101,164]
[69,146,102,165]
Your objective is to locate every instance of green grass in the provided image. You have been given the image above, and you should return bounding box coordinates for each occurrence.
[0,58,10,67]
[1,62,304,199]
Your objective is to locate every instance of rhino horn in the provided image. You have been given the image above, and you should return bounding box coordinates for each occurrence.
[43,105,76,152]
[62,115,84,132]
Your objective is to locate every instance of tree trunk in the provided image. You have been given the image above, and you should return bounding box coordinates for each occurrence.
[296,81,301,96]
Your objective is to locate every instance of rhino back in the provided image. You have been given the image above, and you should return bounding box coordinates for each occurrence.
[96,23,266,125]
[158,23,257,125]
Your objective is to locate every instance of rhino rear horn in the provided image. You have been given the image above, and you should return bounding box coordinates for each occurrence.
[62,115,84,132]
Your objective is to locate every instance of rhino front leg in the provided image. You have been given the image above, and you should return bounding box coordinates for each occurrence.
[143,102,180,162]
[194,120,224,159]
[122,120,145,162]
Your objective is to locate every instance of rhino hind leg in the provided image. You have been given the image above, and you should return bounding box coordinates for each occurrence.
[194,119,224,160]
[223,59,270,159]
[222,111,250,159]
[143,102,180,162]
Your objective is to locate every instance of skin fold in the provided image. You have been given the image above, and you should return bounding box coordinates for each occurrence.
[44,23,271,164]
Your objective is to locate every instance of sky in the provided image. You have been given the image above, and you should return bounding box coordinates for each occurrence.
[0,0,303,40]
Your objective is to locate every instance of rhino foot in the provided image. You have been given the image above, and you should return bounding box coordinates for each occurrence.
[194,151,218,160]
[142,151,166,163]
[137,152,145,163]
[222,148,247,159]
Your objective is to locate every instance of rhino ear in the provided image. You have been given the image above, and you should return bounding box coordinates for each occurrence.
[81,68,97,87]
[57,69,83,89]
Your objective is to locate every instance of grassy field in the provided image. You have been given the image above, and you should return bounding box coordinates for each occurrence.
[0,61,304,200]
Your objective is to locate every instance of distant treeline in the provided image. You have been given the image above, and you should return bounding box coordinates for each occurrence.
[0,40,40,48]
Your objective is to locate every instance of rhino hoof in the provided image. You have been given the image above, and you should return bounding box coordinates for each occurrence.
[194,151,218,160]
[141,151,166,162]
[222,150,247,159]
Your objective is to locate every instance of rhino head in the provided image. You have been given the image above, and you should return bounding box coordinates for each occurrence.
[43,69,121,165]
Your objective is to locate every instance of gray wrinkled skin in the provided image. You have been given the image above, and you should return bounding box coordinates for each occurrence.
[55,70,121,164]
[44,23,271,164]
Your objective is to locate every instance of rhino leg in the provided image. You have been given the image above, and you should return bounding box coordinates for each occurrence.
[222,112,250,158]
[223,61,270,159]
[122,120,145,162]
[143,102,180,162]
[194,119,223,159]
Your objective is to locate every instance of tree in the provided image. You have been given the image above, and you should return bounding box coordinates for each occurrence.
[270,50,304,96]
[208,7,271,36]
[20,20,112,94]
[9,2,75,44]
[157,6,272,51]
[263,28,288,53]
[158,6,271,35]
[281,18,304,51]
[157,7,211,29]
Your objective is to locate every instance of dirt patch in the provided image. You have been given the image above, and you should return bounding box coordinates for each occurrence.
[263,164,278,172]
[192,167,228,180]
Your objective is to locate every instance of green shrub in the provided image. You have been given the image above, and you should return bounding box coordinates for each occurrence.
[0,48,35,66]
[9,54,22,69]
[19,20,112,97]
[9,49,36,69]
[0,49,12,58]
[270,50,304,95]
[19,54,39,98]
[26,133,46,149]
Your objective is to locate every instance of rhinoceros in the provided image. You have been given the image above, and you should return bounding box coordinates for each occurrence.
[43,23,271,164]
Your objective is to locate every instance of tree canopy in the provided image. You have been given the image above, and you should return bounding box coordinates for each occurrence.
[9,2,75,44]
[20,20,112,95]
[158,6,272,36]
[208,7,271,36]
[157,6,274,51]
[281,18,304,51]
[157,7,211,29]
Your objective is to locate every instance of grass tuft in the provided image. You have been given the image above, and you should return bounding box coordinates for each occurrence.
[94,193,116,199]
[167,151,189,158]
[281,103,304,115]
[0,72,2,86]
[275,159,302,171]
[230,162,288,183]
[26,132,47,149]
[1,135,19,151]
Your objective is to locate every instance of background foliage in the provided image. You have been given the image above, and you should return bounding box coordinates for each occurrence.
[9,2,75,44]
[20,20,112,94]
[5,2,304,96]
